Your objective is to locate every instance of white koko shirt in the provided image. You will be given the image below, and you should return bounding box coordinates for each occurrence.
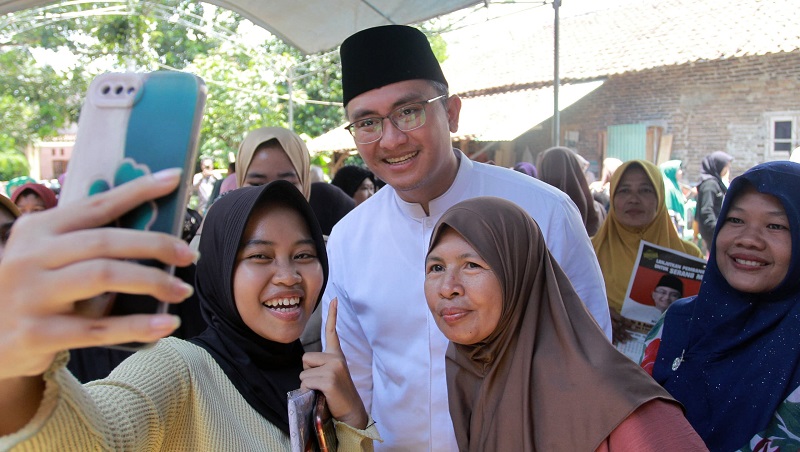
[322,150,610,451]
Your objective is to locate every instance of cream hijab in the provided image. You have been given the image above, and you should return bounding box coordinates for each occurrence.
[429,197,676,451]
[236,127,311,199]
[591,160,702,312]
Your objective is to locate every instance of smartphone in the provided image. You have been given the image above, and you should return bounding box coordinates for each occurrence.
[313,392,333,452]
[60,71,206,350]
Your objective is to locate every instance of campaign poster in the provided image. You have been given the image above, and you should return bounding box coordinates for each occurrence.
[615,241,706,361]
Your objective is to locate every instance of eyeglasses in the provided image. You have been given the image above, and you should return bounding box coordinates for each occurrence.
[345,95,447,144]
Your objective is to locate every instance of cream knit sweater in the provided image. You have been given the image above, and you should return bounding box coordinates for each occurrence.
[1,337,379,451]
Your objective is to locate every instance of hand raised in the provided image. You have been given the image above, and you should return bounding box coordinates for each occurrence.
[300,298,368,430]
[0,168,196,380]
[323,297,343,356]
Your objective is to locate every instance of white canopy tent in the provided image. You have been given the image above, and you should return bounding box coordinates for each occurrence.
[0,0,483,54]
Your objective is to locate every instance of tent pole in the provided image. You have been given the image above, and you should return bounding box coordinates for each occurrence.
[288,66,295,131]
[552,0,561,147]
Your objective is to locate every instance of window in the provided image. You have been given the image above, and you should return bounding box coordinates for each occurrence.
[766,113,800,157]
[562,128,579,148]
[773,120,793,152]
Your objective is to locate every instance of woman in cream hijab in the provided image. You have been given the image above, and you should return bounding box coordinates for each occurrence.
[190,127,311,247]
[591,160,703,342]
[236,127,311,199]
[424,196,705,451]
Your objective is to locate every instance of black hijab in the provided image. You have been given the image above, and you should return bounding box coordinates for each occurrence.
[698,151,733,186]
[309,181,355,236]
[190,180,328,434]
[331,165,375,199]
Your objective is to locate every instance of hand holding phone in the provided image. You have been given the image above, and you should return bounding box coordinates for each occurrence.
[0,170,195,381]
[60,72,206,350]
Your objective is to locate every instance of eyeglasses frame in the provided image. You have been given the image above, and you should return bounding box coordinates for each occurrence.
[344,94,448,144]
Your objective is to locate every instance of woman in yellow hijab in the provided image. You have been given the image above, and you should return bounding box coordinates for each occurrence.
[591,160,703,343]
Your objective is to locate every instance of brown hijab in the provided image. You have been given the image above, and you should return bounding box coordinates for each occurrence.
[428,197,676,451]
[537,146,603,235]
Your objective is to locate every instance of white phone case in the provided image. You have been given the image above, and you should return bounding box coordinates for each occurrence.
[62,71,206,349]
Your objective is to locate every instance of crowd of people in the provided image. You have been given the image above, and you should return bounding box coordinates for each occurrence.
[1,24,798,452]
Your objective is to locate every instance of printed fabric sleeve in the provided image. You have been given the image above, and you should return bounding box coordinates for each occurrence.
[737,385,800,452]
[639,314,666,375]
[0,342,192,450]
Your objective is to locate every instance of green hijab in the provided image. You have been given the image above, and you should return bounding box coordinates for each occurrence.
[659,160,686,221]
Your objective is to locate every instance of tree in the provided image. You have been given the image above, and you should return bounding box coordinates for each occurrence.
[187,42,287,165]
[0,47,84,179]
[271,44,344,139]
[177,20,345,166]
[0,0,375,178]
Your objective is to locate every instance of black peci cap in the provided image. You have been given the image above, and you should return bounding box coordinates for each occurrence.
[340,25,448,106]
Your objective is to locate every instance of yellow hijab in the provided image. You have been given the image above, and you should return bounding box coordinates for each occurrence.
[591,160,703,313]
[236,127,311,199]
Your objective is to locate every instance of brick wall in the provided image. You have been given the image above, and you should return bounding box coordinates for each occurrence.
[515,50,800,183]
